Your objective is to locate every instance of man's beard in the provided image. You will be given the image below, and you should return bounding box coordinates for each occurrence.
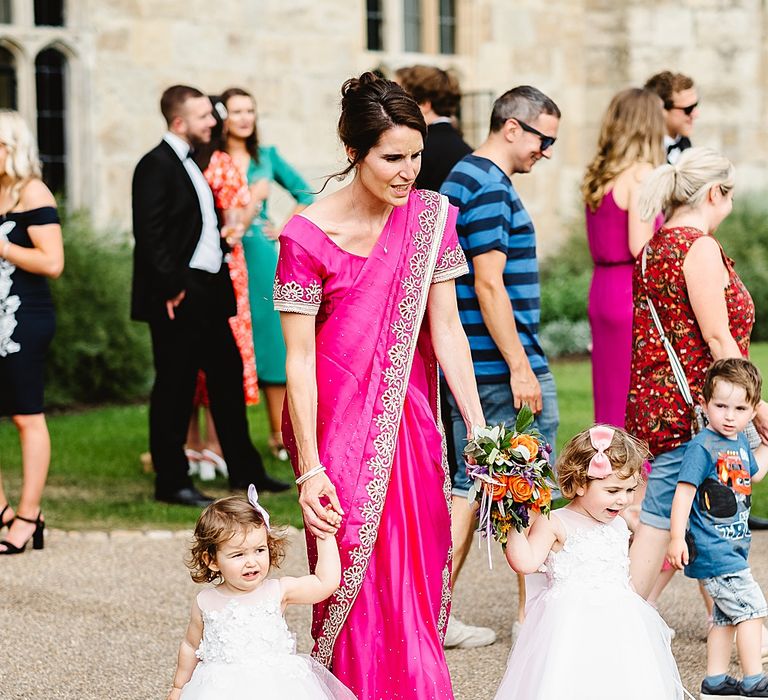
[189,131,211,147]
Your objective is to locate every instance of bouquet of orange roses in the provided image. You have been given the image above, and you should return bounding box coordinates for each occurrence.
[464,406,554,555]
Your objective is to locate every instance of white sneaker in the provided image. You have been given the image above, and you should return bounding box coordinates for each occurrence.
[443,615,496,649]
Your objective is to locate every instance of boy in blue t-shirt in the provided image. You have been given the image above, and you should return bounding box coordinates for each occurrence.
[669,358,768,699]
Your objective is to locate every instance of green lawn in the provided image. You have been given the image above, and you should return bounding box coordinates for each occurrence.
[2,344,768,530]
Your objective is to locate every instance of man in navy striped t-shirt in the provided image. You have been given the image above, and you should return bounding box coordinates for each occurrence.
[440,86,561,649]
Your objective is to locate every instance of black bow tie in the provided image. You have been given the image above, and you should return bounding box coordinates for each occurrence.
[667,136,692,155]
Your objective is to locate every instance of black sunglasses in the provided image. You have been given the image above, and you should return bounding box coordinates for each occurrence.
[514,118,556,151]
[665,101,699,116]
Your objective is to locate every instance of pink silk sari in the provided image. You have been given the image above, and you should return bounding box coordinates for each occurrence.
[274,190,469,699]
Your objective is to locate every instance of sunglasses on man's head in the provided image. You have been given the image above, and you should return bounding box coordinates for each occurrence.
[514,118,556,151]
[665,101,699,116]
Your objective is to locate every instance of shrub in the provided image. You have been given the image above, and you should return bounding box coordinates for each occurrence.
[715,195,768,342]
[45,210,152,408]
[537,194,768,356]
[539,221,592,356]
[540,319,591,358]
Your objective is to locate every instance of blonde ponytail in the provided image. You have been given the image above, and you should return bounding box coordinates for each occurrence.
[639,147,734,222]
[638,163,676,222]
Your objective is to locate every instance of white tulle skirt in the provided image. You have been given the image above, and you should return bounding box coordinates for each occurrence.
[180,654,357,700]
[494,583,684,700]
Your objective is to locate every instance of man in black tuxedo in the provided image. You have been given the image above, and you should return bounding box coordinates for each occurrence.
[644,71,699,164]
[131,85,288,506]
[395,65,472,191]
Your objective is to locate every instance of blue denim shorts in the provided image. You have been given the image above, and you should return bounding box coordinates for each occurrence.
[445,373,559,497]
[639,443,688,530]
[702,568,768,627]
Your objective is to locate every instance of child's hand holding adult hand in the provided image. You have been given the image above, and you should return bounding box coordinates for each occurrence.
[324,503,343,529]
[299,471,345,539]
[666,537,688,570]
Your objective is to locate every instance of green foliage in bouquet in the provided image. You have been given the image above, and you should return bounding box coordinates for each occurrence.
[464,406,555,547]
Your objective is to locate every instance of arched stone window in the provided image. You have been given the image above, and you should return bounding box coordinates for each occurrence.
[35,47,66,194]
[34,0,64,27]
[366,0,384,51]
[438,0,456,54]
[403,0,422,52]
[0,46,16,108]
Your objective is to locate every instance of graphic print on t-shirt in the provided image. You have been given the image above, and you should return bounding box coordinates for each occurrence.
[680,431,758,578]
[700,447,752,541]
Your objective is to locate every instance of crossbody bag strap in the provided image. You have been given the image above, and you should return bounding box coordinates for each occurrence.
[641,245,696,407]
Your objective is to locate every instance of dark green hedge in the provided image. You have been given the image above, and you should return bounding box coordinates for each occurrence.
[45,211,152,408]
[538,195,768,355]
[540,225,591,326]
[716,195,768,341]
[39,196,768,404]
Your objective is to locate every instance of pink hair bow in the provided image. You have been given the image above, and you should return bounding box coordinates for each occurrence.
[587,426,615,479]
[247,484,271,531]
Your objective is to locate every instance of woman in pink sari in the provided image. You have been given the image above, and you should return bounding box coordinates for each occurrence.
[274,73,484,699]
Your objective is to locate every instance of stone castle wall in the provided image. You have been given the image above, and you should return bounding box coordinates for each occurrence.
[58,1,768,252]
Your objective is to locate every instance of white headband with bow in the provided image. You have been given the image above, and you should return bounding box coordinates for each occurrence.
[247,484,271,531]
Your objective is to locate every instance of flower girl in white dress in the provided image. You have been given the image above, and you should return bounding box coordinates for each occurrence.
[495,426,688,700]
[167,486,356,700]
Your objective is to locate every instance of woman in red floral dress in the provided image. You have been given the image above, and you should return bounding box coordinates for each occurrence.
[625,147,768,598]
[187,101,260,477]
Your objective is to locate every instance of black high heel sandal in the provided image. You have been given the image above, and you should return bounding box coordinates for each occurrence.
[0,512,44,554]
[0,503,13,530]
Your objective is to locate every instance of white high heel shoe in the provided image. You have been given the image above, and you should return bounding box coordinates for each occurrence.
[185,448,204,477]
[201,449,228,479]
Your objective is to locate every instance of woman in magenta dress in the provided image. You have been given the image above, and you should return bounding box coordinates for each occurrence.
[274,73,484,699]
[582,89,665,426]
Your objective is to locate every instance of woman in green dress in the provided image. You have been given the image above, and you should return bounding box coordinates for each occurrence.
[221,87,314,460]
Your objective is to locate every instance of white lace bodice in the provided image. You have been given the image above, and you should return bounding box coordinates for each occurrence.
[544,508,631,592]
[196,579,304,669]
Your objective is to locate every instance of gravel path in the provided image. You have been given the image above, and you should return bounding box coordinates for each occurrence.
[3,526,764,699]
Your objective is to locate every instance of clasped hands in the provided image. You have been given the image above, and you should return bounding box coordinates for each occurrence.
[298,471,345,539]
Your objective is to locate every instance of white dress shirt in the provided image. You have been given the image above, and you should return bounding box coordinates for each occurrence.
[664,134,691,166]
[163,132,222,273]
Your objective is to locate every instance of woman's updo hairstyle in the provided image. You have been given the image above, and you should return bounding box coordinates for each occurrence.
[332,71,426,182]
[639,146,735,222]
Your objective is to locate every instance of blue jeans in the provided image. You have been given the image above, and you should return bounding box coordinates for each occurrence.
[639,443,688,530]
[702,568,768,626]
[446,372,559,497]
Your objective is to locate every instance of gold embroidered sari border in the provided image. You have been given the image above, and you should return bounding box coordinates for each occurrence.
[313,191,450,667]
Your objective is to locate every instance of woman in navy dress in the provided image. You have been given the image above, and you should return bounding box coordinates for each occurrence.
[0,111,64,554]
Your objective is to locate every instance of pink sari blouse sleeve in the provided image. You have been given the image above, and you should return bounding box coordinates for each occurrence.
[432,203,468,284]
[273,233,323,316]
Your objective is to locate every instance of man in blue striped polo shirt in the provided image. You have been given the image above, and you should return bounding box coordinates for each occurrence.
[440,85,560,649]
